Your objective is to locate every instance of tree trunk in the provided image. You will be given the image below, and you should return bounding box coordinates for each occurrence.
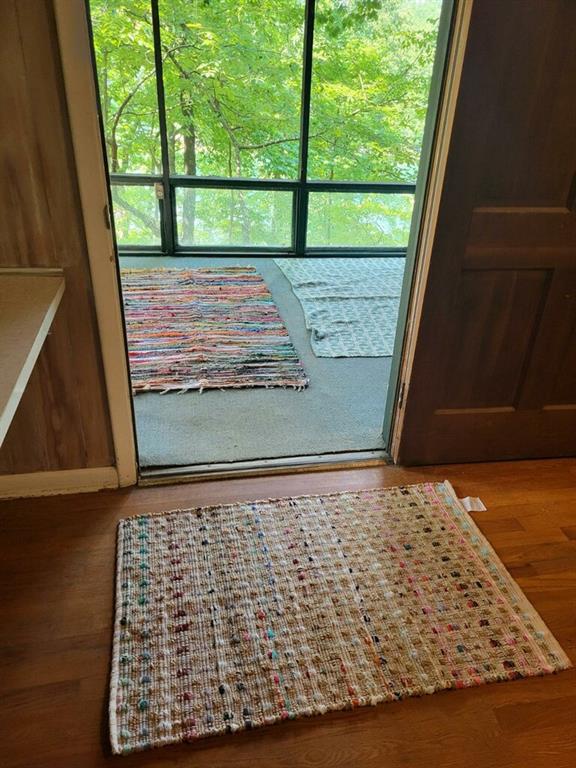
[110,137,119,173]
[168,125,176,173]
[234,152,250,245]
[180,94,197,244]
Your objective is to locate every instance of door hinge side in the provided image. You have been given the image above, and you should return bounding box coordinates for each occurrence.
[397,381,406,410]
[103,204,111,230]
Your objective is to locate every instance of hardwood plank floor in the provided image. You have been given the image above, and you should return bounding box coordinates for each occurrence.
[0,459,574,768]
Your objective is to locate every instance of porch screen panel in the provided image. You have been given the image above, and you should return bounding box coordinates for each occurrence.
[158,0,305,180]
[308,0,443,183]
[90,0,162,176]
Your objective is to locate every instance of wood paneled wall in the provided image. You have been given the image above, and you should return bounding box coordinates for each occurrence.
[0,0,114,474]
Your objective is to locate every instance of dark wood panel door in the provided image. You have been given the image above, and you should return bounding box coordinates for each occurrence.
[398,0,576,465]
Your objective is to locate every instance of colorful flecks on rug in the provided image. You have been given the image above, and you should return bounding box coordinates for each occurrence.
[109,482,570,754]
[274,257,405,357]
[120,267,308,392]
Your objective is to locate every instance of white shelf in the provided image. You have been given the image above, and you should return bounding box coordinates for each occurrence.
[0,269,65,447]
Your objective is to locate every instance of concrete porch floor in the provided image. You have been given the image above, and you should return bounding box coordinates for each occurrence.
[120,256,392,468]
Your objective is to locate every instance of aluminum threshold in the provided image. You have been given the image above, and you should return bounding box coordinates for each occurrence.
[139,449,390,486]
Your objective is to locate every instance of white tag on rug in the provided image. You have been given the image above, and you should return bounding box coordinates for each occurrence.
[459,496,487,512]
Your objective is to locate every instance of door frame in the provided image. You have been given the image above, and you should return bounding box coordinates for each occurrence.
[54,0,137,487]
[53,0,472,483]
[384,0,474,459]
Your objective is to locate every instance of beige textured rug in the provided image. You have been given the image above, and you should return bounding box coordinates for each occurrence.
[110,481,570,754]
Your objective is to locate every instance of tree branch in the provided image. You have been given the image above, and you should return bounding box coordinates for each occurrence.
[238,135,301,151]
[113,191,157,233]
[109,44,200,171]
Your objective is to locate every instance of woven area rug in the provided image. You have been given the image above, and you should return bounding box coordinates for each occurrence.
[110,481,570,754]
[121,267,307,392]
[274,257,405,357]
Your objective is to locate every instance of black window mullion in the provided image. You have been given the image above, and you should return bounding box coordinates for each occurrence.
[295,0,316,256]
[168,181,178,248]
[109,175,416,196]
[290,190,299,253]
[150,0,176,256]
[298,0,316,184]
[294,187,309,256]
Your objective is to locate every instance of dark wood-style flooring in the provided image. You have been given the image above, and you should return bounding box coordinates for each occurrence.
[1,459,575,768]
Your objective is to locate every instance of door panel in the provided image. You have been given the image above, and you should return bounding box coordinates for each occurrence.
[398,0,576,464]
[439,269,550,410]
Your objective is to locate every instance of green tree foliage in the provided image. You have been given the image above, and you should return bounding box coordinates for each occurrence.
[90,0,441,248]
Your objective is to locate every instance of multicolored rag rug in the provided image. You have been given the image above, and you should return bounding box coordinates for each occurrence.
[121,267,308,392]
[110,481,570,754]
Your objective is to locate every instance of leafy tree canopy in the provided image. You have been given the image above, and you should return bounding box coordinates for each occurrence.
[91,0,441,248]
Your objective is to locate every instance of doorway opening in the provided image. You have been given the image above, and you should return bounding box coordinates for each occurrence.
[88,0,446,473]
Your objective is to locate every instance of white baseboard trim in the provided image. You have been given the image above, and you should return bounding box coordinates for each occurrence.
[0,467,119,499]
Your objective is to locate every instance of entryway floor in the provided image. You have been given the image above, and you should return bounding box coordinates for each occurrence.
[120,256,391,468]
[2,459,575,768]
